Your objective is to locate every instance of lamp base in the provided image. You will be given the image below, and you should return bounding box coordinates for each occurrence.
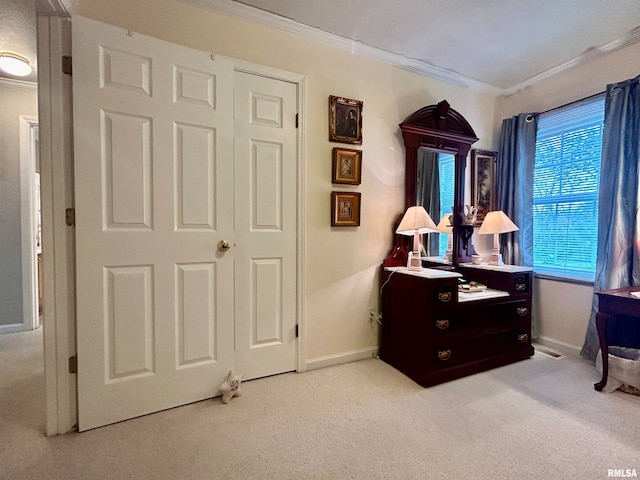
[407,251,422,271]
[488,252,504,266]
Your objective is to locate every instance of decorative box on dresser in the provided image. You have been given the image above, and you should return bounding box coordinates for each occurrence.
[380,264,534,387]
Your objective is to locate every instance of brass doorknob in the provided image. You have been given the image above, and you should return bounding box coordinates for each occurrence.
[217,240,231,252]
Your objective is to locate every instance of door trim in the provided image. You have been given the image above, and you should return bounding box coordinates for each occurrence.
[233,59,307,373]
[39,15,76,436]
[19,115,39,332]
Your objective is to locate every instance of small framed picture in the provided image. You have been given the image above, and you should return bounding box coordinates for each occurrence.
[471,149,498,225]
[331,191,361,227]
[329,95,362,145]
[332,148,362,185]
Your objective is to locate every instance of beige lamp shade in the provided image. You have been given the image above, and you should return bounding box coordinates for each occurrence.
[436,214,453,234]
[396,206,438,235]
[478,210,519,234]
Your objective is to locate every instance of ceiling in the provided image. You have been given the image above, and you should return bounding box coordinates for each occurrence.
[0,0,38,83]
[232,0,640,92]
[1,0,639,91]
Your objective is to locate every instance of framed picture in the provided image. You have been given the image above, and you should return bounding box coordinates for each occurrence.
[470,149,498,225]
[331,191,361,227]
[332,148,362,185]
[329,95,363,144]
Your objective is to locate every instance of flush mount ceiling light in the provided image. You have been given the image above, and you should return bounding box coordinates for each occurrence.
[0,52,33,77]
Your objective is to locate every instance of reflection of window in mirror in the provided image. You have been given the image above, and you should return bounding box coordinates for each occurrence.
[416,150,455,259]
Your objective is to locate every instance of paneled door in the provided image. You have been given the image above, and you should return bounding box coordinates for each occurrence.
[73,17,297,431]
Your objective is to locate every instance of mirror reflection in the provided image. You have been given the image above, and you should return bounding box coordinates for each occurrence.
[416,149,455,261]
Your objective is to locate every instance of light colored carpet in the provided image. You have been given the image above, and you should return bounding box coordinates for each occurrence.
[1,328,639,479]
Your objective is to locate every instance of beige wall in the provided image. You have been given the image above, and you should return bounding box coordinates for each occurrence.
[0,83,38,327]
[495,41,640,355]
[67,0,498,361]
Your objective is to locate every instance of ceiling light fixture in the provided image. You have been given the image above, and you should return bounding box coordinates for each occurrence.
[0,52,33,77]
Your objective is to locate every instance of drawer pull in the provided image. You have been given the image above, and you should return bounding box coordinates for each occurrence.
[515,283,527,291]
[438,350,452,361]
[518,333,529,343]
[517,307,528,316]
[438,291,452,303]
[435,319,450,330]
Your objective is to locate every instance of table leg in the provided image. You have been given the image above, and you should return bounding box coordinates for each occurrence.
[594,312,608,391]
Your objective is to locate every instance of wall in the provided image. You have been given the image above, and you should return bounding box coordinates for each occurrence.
[0,82,38,327]
[66,0,498,362]
[495,41,640,355]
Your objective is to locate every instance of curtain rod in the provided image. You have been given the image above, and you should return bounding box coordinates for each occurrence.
[540,91,605,115]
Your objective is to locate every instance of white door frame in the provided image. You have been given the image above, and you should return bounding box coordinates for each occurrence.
[39,15,76,436]
[40,18,307,434]
[19,115,40,332]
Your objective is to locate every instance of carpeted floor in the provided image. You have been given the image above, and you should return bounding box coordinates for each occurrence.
[1,328,639,479]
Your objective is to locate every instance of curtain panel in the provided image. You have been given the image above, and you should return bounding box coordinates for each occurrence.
[581,74,640,361]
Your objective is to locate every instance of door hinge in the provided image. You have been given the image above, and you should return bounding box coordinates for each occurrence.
[295,324,299,338]
[68,355,78,374]
[65,208,75,226]
[62,56,72,76]
[295,113,299,129]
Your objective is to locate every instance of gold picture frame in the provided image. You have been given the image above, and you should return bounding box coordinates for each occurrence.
[332,148,362,185]
[329,95,363,145]
[331,191,361,227]
[470,149,497,225]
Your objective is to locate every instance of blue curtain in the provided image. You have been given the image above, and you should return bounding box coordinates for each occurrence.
[497,113,539,266]
[581,75,640,361]
[497,113,539,338]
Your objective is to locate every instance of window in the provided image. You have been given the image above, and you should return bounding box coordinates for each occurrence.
[438,153,455,257]
[533,95,605,281]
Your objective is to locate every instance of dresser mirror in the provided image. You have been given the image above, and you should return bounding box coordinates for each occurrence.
[399,100,479,268]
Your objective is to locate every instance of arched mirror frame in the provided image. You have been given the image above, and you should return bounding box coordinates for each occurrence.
[400,100,478,269]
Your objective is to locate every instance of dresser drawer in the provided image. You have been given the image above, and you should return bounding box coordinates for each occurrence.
[432,325,531,369]
[432,299,530,336]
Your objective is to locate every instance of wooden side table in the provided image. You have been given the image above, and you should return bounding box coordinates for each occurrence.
[594,287,640,391]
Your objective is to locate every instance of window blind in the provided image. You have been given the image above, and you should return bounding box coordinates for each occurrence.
[533,95,605,281]
[438,153,455,257]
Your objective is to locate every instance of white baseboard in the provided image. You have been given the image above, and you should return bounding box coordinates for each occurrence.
[305,346,378,371]
[0,324,28,335]
[536,336,582,358]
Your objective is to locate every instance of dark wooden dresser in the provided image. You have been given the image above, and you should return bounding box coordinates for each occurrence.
[380,264,534,387]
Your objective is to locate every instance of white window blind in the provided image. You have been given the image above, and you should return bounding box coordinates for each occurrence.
[533,95,605,281]
[438,153,455,257]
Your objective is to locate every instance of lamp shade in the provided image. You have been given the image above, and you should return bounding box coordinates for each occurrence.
[437,214,453,234]
[478,210,519,235]
[396,206,438,235]
[0,53,32,77]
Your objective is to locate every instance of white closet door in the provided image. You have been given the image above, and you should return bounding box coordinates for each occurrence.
[233,72,298,379]
[73,16,235,431]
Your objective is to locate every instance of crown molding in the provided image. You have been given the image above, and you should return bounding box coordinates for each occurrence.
[0,77,38,91]
[179,0,501,94]
[36,0,71,17]
[503,27,640,97]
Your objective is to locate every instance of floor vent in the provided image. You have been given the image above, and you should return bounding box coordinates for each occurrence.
[533,344,565,359]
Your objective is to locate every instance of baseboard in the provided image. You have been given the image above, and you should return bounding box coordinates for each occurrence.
[305,346,378,371]
[0,323,28,335]
[536,336,582,358]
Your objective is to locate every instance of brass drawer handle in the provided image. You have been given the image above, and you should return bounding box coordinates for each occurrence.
[438,350,452,361]
[515,283,527,291]
[435,319,450,330]
[517,307,528,316]
[438,292,452,303]
[518,333,529,343]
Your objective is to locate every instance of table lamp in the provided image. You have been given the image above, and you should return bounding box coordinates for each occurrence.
[396,206,439,271]
[437,214,453,262]
[478,210,519,265]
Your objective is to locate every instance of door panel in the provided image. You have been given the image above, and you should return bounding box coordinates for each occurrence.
[74,17,235,431]
[233,72,297,379]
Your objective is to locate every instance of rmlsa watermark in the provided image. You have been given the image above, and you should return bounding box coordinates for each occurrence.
[608,469,638,478]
